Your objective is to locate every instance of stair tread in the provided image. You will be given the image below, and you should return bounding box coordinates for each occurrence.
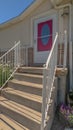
[9,79,43,89]
[0,97,41,124]
[2,87,42,103]
[19,67,43,70]
[0,113,28,130]
[0,117,12,130]
[15,72,43,78]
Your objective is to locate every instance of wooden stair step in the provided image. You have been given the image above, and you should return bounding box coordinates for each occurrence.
[14,73,43,84]
[15,72,43,78]
[0,97,41,130]
[2,88,42,103]
[8,79,42,96]
[2,88,42,112]
[9,79,42,89]
[0,97,41,121]
[18,67,43,75]
[0,113,28,130]
[0,118,12,130]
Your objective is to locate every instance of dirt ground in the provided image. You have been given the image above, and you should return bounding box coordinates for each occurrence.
[51,113,66,130]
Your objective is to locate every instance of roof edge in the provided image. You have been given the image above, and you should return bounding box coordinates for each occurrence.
[0,0,45,29]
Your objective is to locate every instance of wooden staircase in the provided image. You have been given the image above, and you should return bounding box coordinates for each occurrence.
[0,67,43,130]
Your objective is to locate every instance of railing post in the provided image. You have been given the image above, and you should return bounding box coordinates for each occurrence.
[41,68,47,130]
[26,47,28,66]
[63,30,67,68]
[55,32,58,66]
[18,41,21,67]
[26,46,28,66]
[69,41,72,91]
[14,41,17,68]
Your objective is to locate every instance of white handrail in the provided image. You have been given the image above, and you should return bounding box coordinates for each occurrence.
[0,41,20,60]
[0,41,21,90]
[41,33,58,130]
[46,33,58,68]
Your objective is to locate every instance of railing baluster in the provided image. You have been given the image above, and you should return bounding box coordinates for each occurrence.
[19,44,21,66]
[63,30,67,68]
[41,68,47,130]
[5,55,6,83]
[2,59,3,86]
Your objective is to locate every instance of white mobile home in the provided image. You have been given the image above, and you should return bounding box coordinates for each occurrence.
[0,0,73,130]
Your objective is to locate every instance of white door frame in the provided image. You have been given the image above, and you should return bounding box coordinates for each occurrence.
[31,10,58,63]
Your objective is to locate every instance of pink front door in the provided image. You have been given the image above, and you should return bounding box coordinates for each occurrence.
[34,14,57,63]
[37,19,53,51]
